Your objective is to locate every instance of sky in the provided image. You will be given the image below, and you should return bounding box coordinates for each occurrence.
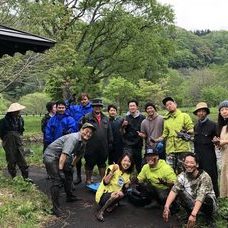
[157,0,228,31]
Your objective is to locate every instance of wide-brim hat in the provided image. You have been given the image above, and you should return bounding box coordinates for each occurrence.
[7,103,26,113]
[81,123,96,132]
[91,98,103,107]
[193,102,210,115]
[162,97,175,106]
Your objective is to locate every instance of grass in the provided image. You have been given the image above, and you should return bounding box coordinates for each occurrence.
[0,143,49,227]
[0,175,52,227]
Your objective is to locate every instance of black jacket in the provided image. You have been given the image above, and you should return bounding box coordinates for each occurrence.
[122,112,145,147]
[0,113,24,140]
[81,112,113,153]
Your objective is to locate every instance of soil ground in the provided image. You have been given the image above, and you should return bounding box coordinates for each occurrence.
[29,166,180,228]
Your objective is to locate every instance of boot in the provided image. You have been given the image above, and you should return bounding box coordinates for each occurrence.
[98,167,105,179]
[66,193,81,202]
[96,197,117,222]
[74,165,82,185]
[7,163,16,178]
[21,168,33,183]
[85,169,93,185]
[51,186,66,217]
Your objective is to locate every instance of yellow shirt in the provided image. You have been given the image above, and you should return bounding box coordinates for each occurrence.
[137,160,176,190]
[95,165,130,203]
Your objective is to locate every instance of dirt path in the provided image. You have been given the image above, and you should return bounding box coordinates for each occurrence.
[30,166,180,228]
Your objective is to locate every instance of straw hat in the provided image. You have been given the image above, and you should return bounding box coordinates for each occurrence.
[7,103,26,113]
[193,102,210,115]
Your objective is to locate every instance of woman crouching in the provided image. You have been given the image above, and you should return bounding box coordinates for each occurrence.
[95,152,134,222]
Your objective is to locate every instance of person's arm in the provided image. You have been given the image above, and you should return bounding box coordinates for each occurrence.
[44,120,53,144]
[220,138,228,146]
[59,153,68,170]
[103,164,119,185]
[184,114,194,134]
[163,190,177,222]
[139,121,147,139]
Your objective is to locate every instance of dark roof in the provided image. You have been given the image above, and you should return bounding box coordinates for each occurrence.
[0,25,56,57]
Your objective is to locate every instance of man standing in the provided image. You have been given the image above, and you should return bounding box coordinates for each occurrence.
[163,153,217,227]
[81,98,113,184]
[0,103,32,182]
[122,99,145,173]
[67,93,93,184]
[139,102,165,159]
[45,100,76,145]
[43,123,96,217]
[155,97,193,173]
[193,102,219,197]
[107,104,124,164]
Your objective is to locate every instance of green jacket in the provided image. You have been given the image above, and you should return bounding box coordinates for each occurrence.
[137,160,176,190]
[162,109,193,154]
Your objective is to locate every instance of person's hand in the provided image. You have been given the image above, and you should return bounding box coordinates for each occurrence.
[112,163,119,173]
[186,214,196,228]
[122,120,128,127]
[59,169,65,181]
[137,131,146,138]
[163,206,170,222]
[157,178,168,186]
[219,139,228,146]
[212,136,220,145]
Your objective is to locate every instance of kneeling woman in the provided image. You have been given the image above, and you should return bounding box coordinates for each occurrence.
[95,152,134,222]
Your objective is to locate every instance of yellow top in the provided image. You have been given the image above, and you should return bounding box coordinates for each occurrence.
[95,164,130,203]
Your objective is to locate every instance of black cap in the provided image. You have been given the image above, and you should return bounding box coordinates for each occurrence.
[162,97,175,106]
[145,148,159,156]
[91,98,103,107]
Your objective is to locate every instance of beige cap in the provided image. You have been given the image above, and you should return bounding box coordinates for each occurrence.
[193,102,210,115]
[7,103,26,113]
[81,123,96,131]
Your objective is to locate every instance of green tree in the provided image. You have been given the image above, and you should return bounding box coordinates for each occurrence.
[201,86,228,107]
[137,79,168,107]
[103,77,137,114]
[19,92,52,114]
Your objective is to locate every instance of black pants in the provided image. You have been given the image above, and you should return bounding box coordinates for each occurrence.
[178,190,217,217]
[2,132,28,178]
[123,146,142,173]
[44,157,74,209]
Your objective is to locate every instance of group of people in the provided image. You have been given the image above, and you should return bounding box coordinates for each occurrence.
[0,93,228,227]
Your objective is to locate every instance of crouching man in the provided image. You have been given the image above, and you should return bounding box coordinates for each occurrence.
[163,153,217,227]
[43,123,96,217]
[128,148,176,208]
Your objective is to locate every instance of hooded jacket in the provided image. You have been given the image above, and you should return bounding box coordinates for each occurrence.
[44,113,76,145]
[67,102,93,131]
[137,160,176,190]
[162,109,193,154]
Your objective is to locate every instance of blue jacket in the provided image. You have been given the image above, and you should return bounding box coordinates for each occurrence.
[45,113,76,145]
[67,102,93,131]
